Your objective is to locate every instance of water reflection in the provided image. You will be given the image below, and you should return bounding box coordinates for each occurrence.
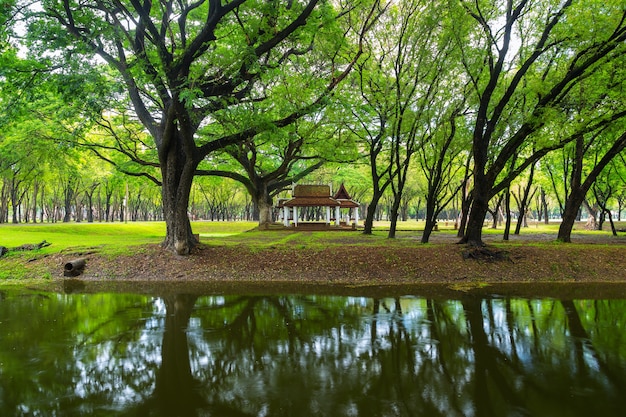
[1,291,625,416]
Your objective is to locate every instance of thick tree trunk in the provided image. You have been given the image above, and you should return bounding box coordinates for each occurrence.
[461,174,491,246]
[162,190,195,255]
[160,146,197,255]
[252,184,273,227]
[258,199,273,227]
[463,201,489,246]
[558,193,586,242]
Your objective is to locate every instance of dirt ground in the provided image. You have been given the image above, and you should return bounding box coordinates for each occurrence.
[31,230,626,298]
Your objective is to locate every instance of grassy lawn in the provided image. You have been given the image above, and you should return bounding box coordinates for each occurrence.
[1,219,624,282]
[0,221,253,281]
[1,219,624,253]
[0,221,258,253]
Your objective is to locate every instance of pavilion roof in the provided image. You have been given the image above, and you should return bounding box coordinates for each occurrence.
[278,183,359,208]
[337,199,359,208]
[294,184,331,198]
[282,197,340,207]
[333,183,352,200]
[333,183,359,208]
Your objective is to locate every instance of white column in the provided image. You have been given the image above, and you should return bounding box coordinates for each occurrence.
[353,207,359,226]
[283,206,289,227]
[326,206,331,225]
[294,206,299,227]
[335,206,341,226]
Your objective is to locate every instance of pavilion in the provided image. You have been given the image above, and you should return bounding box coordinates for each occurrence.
[277,184,360,229]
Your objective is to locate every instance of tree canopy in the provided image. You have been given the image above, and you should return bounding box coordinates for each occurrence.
[1,0,625,251]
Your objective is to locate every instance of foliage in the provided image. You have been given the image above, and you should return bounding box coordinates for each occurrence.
[0,0,625,250]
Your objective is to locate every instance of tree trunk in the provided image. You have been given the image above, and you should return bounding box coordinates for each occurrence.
[514,163,536,234]
[258,199,273,227]
[363,192,384,235]
[252,183,273,227]
[558,186,591,242]
[388,193,402,239]
[31,181,38,224]
[86,191,94,223]
[583,200,600,230]
[456,180,473,239]
[503,190,512,241]
[10,176,20,224]
[421,217,435,243]
[160,146,197,255]
[605,209,618,236]
[63,178,77,223]
[421,191,438,244]
[461,172,491,246]
[0,181,8,223]
[541,188,549,224]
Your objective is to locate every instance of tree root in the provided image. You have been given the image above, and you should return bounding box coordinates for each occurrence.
[462,246,511,262]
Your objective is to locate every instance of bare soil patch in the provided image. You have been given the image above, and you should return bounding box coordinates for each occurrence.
[37,232,626,288]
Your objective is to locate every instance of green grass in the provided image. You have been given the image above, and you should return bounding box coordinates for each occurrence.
[0,221,257,282]
[1,219,623,254]
[1,222,165,253]
[1,219,624,282]
[0,221,258,253]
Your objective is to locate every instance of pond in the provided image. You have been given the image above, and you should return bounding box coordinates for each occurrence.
[1,287,625,417]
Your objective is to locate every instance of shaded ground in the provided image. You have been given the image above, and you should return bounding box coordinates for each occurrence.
[27,230,625,298]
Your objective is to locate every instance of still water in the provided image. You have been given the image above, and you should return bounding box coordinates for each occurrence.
[0,289,625,417]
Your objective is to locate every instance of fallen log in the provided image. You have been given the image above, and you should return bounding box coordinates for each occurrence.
[64,258,87,277]
[0,241,51,258]
[12,240,51,251]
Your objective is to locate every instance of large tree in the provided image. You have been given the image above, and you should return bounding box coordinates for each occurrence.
[24,0,380,254]
[452,0,626,246]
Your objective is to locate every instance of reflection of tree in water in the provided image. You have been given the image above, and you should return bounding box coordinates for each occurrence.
[460,298,626,417]
[121,294,208,416]
[3,293,626,416]
[105,295,626,416]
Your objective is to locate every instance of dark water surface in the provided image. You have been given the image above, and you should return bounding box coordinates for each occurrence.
[1,287,625,416]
